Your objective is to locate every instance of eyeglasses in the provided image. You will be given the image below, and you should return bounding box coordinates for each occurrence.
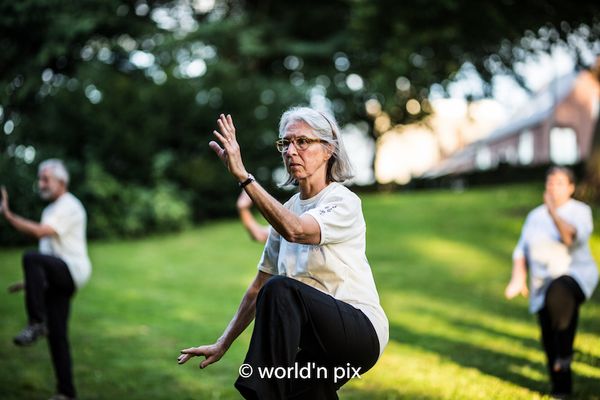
[275,137,325,153]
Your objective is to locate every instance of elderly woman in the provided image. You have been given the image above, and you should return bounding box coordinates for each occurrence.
[178,107,388,399]
[505,166,598,398]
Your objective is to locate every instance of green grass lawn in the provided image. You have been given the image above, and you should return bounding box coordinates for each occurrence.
[1,184,599,399]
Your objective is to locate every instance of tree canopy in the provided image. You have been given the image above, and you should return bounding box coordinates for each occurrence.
[1,0,599,243]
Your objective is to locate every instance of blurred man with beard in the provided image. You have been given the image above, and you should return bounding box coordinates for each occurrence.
[1,159,91,400]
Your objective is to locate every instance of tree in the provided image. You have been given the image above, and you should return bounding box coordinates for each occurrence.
[343,0,600,201]
[2,0,600,245]
[577,62,600,204]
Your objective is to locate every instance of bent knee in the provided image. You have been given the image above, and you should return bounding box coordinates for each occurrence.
[22,250,43,267]
[258,275,296,301]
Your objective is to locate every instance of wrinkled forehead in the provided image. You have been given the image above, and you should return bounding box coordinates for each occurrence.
[283,120,317,139]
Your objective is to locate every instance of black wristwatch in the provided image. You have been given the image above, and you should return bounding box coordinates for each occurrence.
[239,173,255,188]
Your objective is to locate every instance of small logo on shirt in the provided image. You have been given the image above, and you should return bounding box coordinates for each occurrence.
[319,204,337,215]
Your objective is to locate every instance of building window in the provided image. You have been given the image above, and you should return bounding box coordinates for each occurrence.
[518,130,534,165]
[476,146,492,170]
[550,127,578,165]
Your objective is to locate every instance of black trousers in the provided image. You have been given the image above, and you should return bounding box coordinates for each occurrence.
[537,275,585,395]
[235,276,380,400]
[22,251,76,398]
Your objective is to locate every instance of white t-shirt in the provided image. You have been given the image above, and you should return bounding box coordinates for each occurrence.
[258,183,389,357]
[513,199,598,313]
[39,192,92,289]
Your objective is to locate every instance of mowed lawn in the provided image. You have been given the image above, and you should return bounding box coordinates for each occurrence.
[1,184,599,400]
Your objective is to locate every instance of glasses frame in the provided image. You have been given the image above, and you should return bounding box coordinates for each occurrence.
[275,136,326,153]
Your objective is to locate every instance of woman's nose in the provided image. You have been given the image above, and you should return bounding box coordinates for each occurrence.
[285,141,298,156]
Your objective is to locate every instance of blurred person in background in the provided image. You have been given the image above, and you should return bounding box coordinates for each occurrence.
[178,107,388,399]
[237,190,269,243]
[1,159,91,400]
[505,166,598,398]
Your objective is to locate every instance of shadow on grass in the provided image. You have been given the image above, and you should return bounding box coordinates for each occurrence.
[372,230,600,398]
[575,349,600,368]
[389,322,547,393]
[400,299,541,350]
[389,321,600,398]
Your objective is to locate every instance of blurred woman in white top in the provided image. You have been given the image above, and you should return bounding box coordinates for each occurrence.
[505,166,598,397]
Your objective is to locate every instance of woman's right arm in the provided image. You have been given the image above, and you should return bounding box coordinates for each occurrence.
[178,271,272,368]
[505,221,529,300]
[505,256,529,299]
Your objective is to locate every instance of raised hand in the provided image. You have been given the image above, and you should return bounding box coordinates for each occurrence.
[209,114,248,182]
[178,343,226,369]
[0,186,10,216]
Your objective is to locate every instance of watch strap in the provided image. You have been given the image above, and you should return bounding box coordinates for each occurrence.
[239,173,255,188]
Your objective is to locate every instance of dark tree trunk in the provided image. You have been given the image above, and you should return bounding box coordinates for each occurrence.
[577,118,600,204]
[576,64,600,205]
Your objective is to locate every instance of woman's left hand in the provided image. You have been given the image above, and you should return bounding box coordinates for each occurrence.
[209,114,248,182]
[178,342,226,369]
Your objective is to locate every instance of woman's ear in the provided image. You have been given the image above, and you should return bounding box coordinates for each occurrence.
[324,143,334,161]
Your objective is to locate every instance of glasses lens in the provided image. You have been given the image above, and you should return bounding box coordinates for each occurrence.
[295,138,308,150]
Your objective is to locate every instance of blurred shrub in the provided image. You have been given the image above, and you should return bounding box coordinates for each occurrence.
[81,162,191,238]
[0,157,40,246]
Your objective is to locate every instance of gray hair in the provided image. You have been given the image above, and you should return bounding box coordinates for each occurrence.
[38,159,70,185]
[278,106,353,186]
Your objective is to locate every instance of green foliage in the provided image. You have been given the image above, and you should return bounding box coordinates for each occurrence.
[2,0,600,243]
[346,0,600,122]
[80,161,191,238]
[0,157,39,245]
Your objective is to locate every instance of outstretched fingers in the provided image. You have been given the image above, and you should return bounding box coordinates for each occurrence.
[178,345,220,369]
[217,114,236,138]
[213,128,229,146]
[177,353,192,364]
[226,114,236,137]
[178,347,202,364]
[209,112,246,179]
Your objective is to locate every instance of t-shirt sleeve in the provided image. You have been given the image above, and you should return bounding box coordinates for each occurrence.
[512,233,526,260]
[565,204,594,245]
[304,191,363,245]
[257,226,281,275]
[42,200,81,237]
